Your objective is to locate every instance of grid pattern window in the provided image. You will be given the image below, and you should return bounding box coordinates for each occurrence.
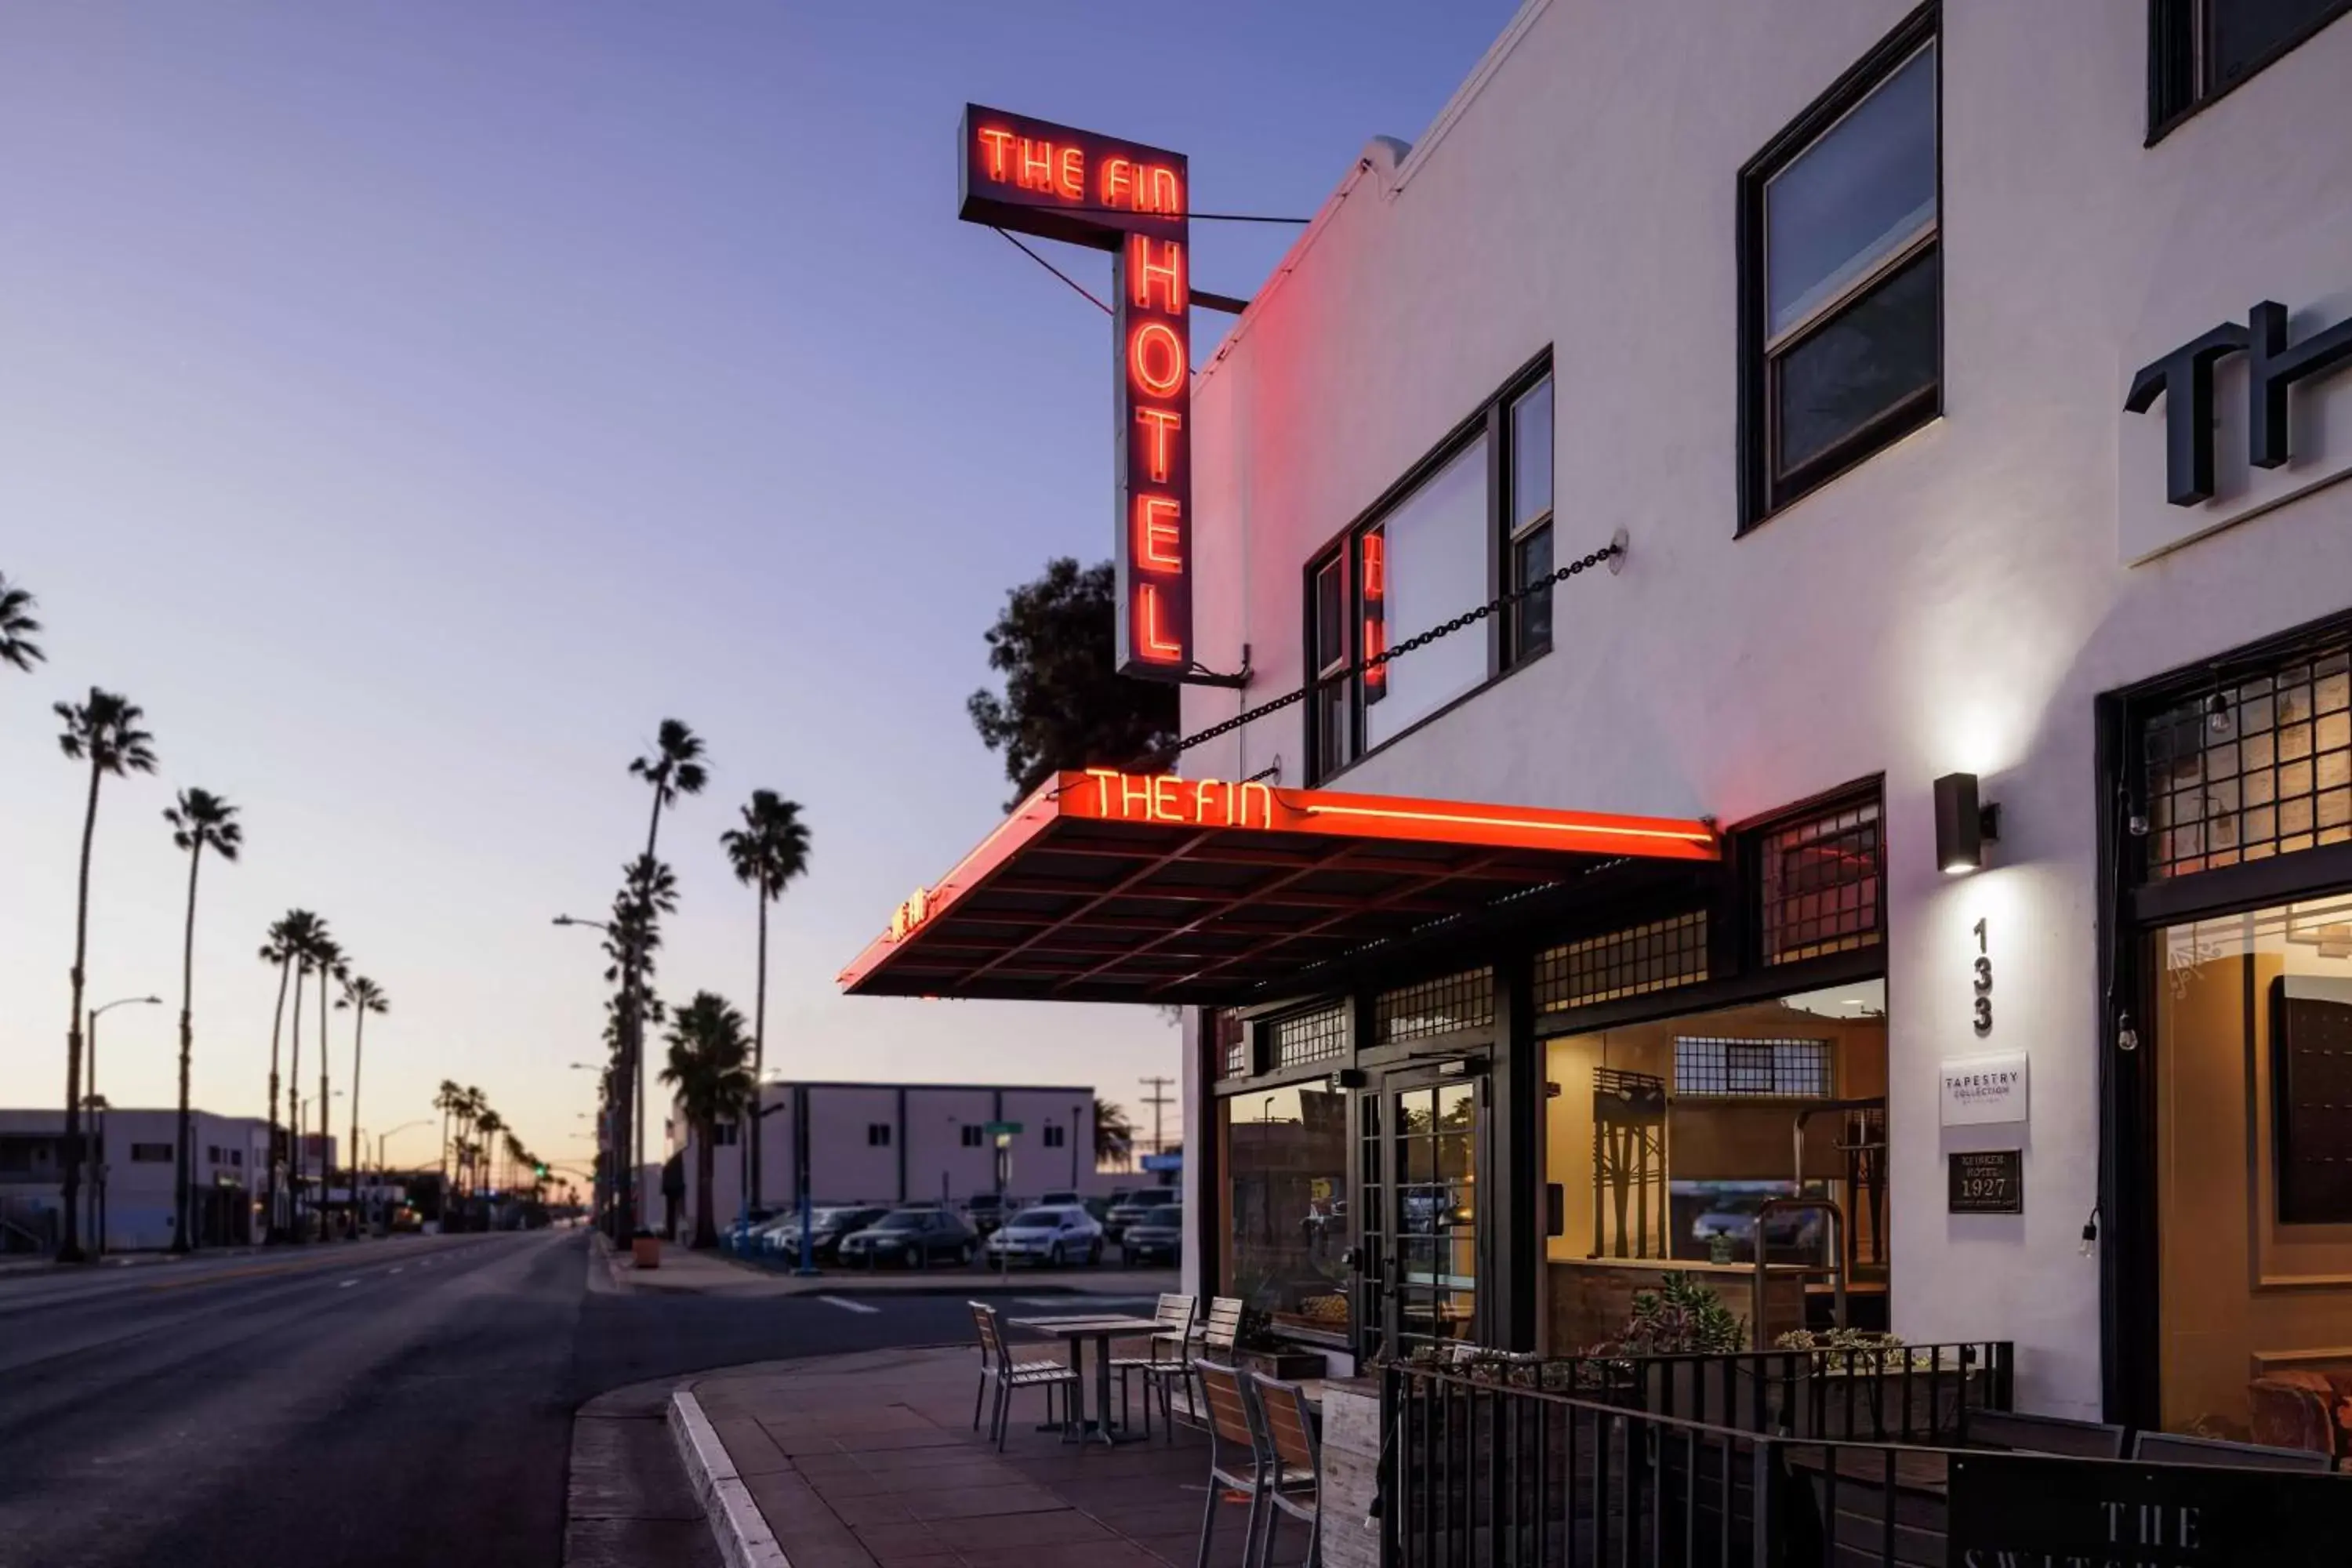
[130,1142,172,1163]
[1741,14,1939,525]
[2151,1,2350,132]
[1217,1008,1248,1079]
[866,1123,891,1148]
[960,1124,985,1148]
[1760,797,1883,964]
[1304,357,1552,783]
[1537,912,1710,1013]
[1272,1004,1351,1069]
[2143,644,2352,878]
[1375,969,1496,1044]
[1675,1037,1835,1098]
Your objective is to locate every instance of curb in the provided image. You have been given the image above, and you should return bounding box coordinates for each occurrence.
[669,1387,791,1568]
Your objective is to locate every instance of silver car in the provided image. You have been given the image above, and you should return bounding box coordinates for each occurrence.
[984,1204,1104,1267]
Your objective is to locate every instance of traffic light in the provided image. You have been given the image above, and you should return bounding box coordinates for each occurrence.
[534,1162,548,1179]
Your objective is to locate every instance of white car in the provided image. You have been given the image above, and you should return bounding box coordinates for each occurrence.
[984,1204,1104,1267]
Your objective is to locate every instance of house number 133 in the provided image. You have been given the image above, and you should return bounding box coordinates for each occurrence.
[1971,917,1993,1036]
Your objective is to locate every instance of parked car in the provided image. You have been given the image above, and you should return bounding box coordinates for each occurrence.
[1118,1205,1181,1266]
[765,1204,890,1266]
[1037,1189,1083,1207]
[962,1192,1023,1237]
[1692,1196,1824,1256]
[1103,1189,1179,1242]
[723,1207,782,1250]
[985,1204,1104,1267]
[838,1207,979,1269]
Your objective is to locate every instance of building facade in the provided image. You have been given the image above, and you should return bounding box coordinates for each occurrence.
[0,1109,274,1251]
[664,1080,1109,1237]
[1156,0,2352,1435]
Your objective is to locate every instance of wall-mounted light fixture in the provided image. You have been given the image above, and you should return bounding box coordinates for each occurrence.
[1934,772,2001,874]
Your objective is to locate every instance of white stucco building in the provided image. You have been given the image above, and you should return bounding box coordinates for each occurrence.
[0,1108,273,1251]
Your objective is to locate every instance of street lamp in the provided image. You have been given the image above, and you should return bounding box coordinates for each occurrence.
[85,994,162,1254]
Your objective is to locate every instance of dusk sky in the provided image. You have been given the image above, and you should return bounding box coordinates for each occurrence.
[0,2,1520,1177]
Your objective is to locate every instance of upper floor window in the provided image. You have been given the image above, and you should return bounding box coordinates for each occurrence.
[866,1123,892,1147]
[1740,9,1940,527]
[1306,356,1552,781]
[1043,1123,1067,1149]
[131,1142,172,1163]
[960,1123,985,1148]
[2151,0,2350,136]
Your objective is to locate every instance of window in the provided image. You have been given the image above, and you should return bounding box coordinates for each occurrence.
[1216,1009,1248,1079]
[1673,1036,1835,1098]
[1759,793,1884,964]
[1741,10,1940,525]
[1374,970,1494,1044]
[712,1123,739,1147]
[1043,1123,1066,1149]
[1537,913,1711,1012]
[131,1142,172,1163]
[2151,0,2350,134]
[1305,357,1552,781]
[866,1123,892,1148]
[1220,1083,1351,1335]
[960,1124,985,1148]
[231,1149,243,1167]
[1274,1003,1351,1067]
[206,1145,221,1164]
[2141,641,2350,880]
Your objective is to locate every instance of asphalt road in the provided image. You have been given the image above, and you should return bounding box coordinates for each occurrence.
[0,1230,1169,1568]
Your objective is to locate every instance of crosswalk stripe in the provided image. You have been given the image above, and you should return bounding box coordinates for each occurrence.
[816,1294,880,1315]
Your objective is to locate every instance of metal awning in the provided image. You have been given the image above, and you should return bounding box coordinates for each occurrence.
[838,769,1718,1004]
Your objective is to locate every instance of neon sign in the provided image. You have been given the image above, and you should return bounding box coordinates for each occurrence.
[959,105,1191,681]
[1080,768,1275,830]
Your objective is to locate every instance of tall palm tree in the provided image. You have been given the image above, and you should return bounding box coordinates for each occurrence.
[463,1086,488,1209]
[1,572,45,673]
[336,975,388,1239]
[259,913,315,1240]
[53,688,158,1263]
[306,931,347,1238]
[503,1131,529,1202]
[720,791,811,1216]
[434,1079,463,1227]
[282,913,334,1240]
[164,789,241,1253]
[615,720,706,1236]
[1094,1098,1134,1169]
[477,1109,506,1214]
[659,991,755,1250]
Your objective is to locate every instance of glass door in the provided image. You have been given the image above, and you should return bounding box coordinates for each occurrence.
[1388,1076,1483,1354]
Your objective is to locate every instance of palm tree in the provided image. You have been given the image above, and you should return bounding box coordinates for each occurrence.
[53,688,158,1263]
[163,789,241,1253]
[259,913,315,1240]
[615,720,707,1237]
[1,572,45,673]
[463,1087,488,1208]
[306,931,347,1237]
[434,1079,463,1228]
[659,991,755,1250]
[477,1109,506,1218]
[336,975,388,1239]
[503,1131,529,1203]
[1094,1098,1134,1169]
[720,790,811,1214]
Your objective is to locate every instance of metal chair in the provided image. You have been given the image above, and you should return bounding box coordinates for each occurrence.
[1962,1406,2128,1458]
[1171,1297,1247,1437]
[1110,1292,1196,1439]
[1249,1373,1322,1566]
[1192,1359,1269,1568]
[2131,1428,2339,1472]
[968,1301,1076,1450]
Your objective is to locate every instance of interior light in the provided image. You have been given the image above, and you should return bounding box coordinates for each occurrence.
[1934,772,2002,874]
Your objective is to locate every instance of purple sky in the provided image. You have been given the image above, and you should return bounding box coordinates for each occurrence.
[0,2,1519,1175]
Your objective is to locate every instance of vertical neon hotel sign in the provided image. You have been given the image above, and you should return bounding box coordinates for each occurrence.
[957,106,1191,681]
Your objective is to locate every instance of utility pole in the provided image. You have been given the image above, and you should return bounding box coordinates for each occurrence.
[1138,1076,1175,1170]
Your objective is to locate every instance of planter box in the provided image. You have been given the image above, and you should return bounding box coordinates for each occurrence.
[1238,1347,1327,1381]
[631,1236,662,1269]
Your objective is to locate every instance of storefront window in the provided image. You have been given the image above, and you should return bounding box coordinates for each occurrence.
[1219,1083,1351,1337]
[2155,895,2352,1440]
[1541,982,1888,1352]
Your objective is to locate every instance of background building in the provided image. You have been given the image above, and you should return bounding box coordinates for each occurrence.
[0,1108,276,1251]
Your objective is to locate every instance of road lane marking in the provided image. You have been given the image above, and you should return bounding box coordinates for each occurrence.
[816,1295,880,1315]
[338,1279,358,1288]
[389,1267,404,1275]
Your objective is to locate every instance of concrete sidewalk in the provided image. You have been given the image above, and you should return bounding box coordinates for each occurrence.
[679,1343,1313,1566]
[599,1238,1178,1300]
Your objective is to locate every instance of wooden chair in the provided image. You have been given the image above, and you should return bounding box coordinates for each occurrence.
[1109,1292,1196,1439]
[1249,1373,1323,1566]
[968,1301,1076,1451]
[2131,1428,2339,1472]
[1962,1406,2128,1458]
[1171,1298,1247,1437]
[1192,1360,1269,1568]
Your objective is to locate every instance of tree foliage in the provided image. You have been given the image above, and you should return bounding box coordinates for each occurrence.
[967,557,1178,807]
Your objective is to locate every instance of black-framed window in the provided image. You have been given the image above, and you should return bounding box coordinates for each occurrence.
[2151,0,2351,137]
[960,1123,985,1148]
[1043,1123,1066,1148]
[866,1123,891,1147]
[131,1142,172,1163]
[1305,354,1553,782]
[1740,5,1940,528]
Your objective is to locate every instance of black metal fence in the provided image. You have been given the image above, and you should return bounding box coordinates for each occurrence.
[1382,1345,2013,1567]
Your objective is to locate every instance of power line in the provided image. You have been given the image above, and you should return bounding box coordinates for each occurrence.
[992,227,1111,316]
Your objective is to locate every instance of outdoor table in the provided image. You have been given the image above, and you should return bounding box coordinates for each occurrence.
[1007,1314,1165,1447]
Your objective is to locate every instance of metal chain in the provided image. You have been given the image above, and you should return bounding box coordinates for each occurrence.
[1173,540,1621,755]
